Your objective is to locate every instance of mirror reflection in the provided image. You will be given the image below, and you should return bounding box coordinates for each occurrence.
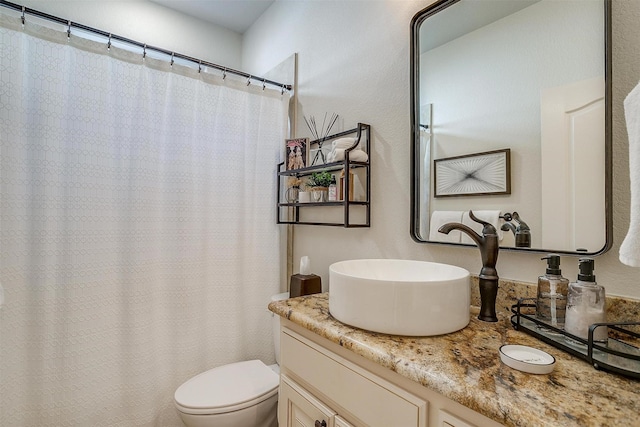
[410,0,611,254]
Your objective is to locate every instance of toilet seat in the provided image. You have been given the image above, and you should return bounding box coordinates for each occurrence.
[174,360,279,416]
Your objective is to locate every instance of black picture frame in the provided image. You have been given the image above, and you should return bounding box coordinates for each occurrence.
[285,138,310,171]
[434,148,511,197]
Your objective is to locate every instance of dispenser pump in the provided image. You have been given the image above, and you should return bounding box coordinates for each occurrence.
[565,257,606,342]
[536,253,569,329]
[577,258,596,282]
[542,254,562,275]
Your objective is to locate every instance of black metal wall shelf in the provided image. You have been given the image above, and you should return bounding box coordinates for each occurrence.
[278,160,369,177]
[511,298,640,379]
[277,123,371,228]
[279,201,369,208]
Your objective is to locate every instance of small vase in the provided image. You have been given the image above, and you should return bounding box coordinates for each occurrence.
[285,186,300,203]
[311,187,328,202]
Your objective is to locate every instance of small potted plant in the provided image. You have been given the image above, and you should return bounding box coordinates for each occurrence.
[307,170,333,202]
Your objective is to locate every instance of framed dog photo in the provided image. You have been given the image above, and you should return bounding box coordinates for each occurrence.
[285,138,310,171]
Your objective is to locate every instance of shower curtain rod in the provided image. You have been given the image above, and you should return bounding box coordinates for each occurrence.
[0,0,292,92]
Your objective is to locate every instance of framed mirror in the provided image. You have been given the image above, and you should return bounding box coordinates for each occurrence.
[410,0,612,255]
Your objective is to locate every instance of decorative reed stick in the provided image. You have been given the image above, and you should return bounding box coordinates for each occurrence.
[304,112,339,165]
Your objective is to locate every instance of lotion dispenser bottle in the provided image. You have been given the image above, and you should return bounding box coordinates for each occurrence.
[564,258,607,342]
[328,176,337,201]
[536,254,569,330]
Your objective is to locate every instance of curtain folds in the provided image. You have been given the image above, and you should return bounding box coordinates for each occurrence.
[0,15,288,426]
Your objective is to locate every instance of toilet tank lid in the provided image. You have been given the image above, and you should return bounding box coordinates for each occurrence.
[271,292,289,302]
[174,360,279,411]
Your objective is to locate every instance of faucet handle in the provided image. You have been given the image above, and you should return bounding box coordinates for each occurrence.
[468,210,498,236]
[512,212,530,231]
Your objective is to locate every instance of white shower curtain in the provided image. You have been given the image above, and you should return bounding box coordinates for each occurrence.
[0,15,288,426]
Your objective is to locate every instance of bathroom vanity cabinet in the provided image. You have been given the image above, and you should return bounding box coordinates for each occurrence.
[278,321,502,427]
[271,292,640,427]
[276,123,370,228]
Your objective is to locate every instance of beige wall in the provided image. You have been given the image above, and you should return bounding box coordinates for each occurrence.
[242,0,640,300]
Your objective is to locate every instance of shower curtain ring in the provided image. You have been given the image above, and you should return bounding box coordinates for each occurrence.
[21,6,25,27]
[107,33,112,50]
[67,21,72,39]
[281,84,285,95]
[198,61,202,73]
[223,67,227,80]
[142,44,147,60]
[170,52,174,67]
[247,75,252,86]
[262,79,266,91]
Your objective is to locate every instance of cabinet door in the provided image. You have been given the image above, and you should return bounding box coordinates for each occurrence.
[281,329,427,427]
[439,410,477,427]
[335,415,355,427]
[279,374,336,427]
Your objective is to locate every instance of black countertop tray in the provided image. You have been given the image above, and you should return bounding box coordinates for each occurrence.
[511,298,640,379]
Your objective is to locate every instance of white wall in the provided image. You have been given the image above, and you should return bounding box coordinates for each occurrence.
[8,0,640,299]
[243,0,640,300]
[17,0,242,68]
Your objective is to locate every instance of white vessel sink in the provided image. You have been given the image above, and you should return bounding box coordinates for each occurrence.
[329,259,470,336]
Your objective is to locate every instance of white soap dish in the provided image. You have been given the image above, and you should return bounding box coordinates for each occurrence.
[499,344,556,374]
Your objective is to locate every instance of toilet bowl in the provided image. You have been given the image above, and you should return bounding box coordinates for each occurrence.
[174,292,289,427]
[174,360,279,427]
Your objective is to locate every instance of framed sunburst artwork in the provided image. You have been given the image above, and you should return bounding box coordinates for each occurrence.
[434,149,511,197]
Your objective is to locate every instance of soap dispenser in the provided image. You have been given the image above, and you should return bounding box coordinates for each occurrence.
[328,176,337,201]
[564,258,607,343]
[536,254,569,330]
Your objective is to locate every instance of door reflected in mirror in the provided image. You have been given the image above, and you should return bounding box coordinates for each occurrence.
[410,0,611,254]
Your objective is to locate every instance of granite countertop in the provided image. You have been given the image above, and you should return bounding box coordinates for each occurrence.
[269,293,639,427]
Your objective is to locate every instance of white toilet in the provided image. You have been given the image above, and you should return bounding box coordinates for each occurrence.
[174,292,289,427]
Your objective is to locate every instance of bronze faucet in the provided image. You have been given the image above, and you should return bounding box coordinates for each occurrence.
[500,211,531,248]
[438,210,499,322]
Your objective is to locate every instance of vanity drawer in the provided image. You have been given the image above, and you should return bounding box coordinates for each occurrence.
[281,328,427,427]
